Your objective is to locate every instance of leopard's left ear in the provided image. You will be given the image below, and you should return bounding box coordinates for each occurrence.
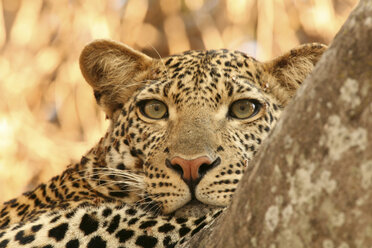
[264,43,327,105]
[79,39,155,118]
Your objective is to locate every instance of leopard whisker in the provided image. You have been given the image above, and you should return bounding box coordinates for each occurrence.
[88,180,144,192]
[145,41,170,80]
[53,173,144,192]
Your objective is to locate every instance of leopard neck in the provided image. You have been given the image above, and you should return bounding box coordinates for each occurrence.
[0,129,136,228]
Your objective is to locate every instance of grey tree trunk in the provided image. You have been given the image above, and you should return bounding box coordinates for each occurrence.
[183,0,372,247]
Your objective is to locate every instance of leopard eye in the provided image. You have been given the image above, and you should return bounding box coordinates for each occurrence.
[139,100,168,119]
[229,99,261,119]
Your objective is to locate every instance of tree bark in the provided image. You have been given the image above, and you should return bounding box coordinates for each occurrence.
[183,0,372,247]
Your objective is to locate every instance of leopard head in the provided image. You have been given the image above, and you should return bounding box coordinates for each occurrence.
[79,40,326,214]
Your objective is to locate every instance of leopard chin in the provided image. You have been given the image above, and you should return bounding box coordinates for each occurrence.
[173,200,224,218]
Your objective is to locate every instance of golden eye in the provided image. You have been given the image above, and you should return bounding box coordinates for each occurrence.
[229,99,261,119]
[139,100,168,119]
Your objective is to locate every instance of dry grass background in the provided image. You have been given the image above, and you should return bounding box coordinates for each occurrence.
[0,0,357,203]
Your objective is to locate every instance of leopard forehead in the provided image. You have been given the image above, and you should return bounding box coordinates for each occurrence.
[135,49,268,109]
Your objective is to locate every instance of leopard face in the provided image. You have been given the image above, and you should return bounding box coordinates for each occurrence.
[79,40,326,214]
[118,52,279,213]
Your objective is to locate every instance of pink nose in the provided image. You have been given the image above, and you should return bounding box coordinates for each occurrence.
[170,156,212,181]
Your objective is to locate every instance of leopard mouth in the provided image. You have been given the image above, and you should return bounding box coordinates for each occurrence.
[186,199,203,206]
[166,157,221,198]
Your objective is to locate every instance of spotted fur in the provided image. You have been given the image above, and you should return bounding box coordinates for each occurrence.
[0,203,223,248]
[0,40,326,247]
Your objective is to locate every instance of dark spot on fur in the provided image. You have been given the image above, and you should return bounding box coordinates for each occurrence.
[128,218,139,225]
[139,220,157,229]
[0,218,10,229]
[135,235,158,248]
[79,214,99,235]
[65,211,76,219]
[15,230,35,245]
[106,214,120,234]
[66,239,79,248]
[115,229,134,243]
[48,223,68,241]
[179,227,190,237]
[158,223,175,233]
[125,208,137,216]
[50,215,61,223]
[102,208,112,217]
[31,224,43,232]
[116,163,125,170]
[87,236,106,248]
[176,218,187,224]
[0,239,9,248]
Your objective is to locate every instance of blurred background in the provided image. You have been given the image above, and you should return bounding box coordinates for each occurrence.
[0,0,357,202]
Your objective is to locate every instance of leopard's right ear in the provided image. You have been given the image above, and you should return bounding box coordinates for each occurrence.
[263,43,327,105]
[79,39,154,117]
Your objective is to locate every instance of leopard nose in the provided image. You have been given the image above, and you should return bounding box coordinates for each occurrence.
[168,156,212,181]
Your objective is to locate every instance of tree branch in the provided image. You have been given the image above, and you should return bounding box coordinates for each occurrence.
[183,0,372,247]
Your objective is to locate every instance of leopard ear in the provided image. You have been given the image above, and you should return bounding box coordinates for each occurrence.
[79,39,154,117]
[264,43,327,105]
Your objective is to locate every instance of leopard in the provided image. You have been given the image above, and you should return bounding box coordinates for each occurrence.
[0,39,326,248]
